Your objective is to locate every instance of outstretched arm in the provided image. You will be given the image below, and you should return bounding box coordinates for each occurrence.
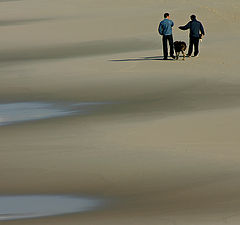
[179,22,190,30]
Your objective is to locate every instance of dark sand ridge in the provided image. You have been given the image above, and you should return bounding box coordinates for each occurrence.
[0,18,56,26]
[0,33,235,63]
[0,38,159,62]
[0,0,21,2]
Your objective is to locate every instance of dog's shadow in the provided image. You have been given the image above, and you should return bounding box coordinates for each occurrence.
[109,56,175,62]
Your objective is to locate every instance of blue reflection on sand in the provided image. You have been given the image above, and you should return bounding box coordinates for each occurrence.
[0,195,105,221]
[0,102,105,126]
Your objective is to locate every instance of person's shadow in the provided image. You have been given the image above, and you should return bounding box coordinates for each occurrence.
[109,56,174,62]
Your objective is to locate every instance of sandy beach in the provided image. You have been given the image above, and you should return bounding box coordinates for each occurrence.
[1,0,240,224]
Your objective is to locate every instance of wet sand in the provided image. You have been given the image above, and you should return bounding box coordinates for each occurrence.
[1,0,240,224]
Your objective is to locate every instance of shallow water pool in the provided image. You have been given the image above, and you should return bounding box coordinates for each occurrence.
[0,102,106,126]
[0,195,105,221]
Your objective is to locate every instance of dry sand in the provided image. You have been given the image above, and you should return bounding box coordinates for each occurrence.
[1,0,240,224]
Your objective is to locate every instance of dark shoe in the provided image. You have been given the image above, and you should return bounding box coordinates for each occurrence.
[163,57,168,60]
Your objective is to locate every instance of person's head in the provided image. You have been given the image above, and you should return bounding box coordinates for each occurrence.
[190,15,196,21]
[164,13,170,19]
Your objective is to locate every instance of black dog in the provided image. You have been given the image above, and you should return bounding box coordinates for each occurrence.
[174,41,187,60]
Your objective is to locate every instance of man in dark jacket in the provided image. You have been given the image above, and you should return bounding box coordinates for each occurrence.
[158,13,175,60]
[179,15,205,57]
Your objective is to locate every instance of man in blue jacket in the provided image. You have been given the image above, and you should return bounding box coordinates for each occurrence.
[179,15,205,57]
[158,13,175,60]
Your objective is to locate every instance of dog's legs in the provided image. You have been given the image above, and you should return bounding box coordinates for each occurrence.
[182,51,185,60]
[176,52,179,60]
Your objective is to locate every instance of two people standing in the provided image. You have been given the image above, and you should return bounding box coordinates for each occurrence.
[158,13,205,59]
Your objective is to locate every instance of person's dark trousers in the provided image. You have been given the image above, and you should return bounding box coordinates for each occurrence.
[188,36,200,56]
[162,35,174,59]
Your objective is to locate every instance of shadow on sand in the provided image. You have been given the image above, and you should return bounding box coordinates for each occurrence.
[109,56,175,62]
[0,18,55,27]
[0,0,22,2]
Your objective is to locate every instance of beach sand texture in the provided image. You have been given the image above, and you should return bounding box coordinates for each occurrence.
[1,0,240,224]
